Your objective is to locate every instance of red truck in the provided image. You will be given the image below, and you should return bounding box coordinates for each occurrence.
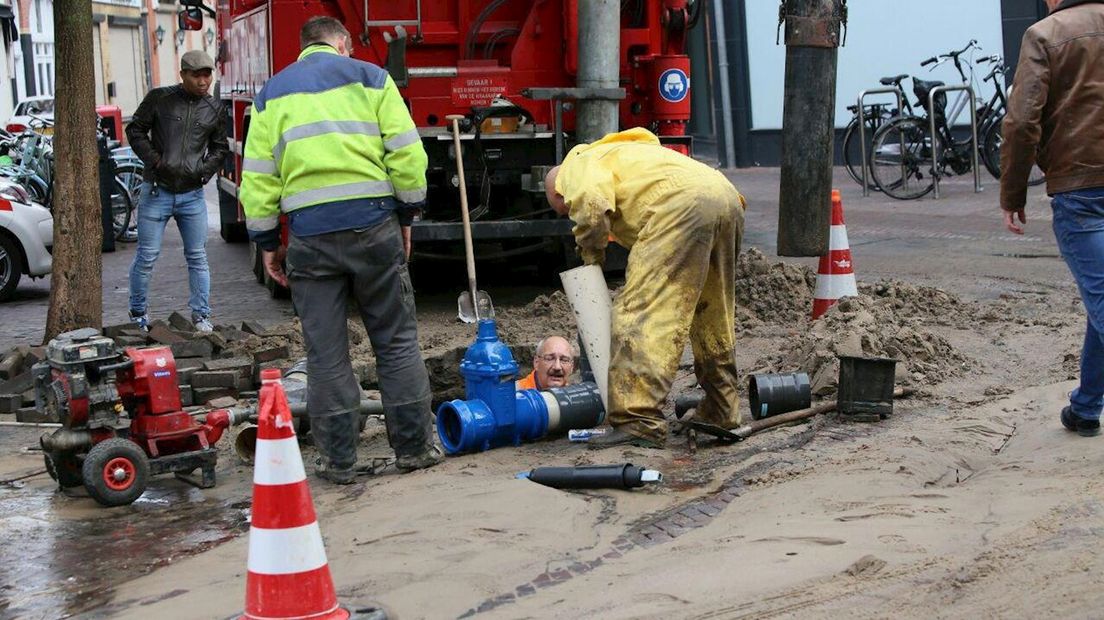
[178,0,699,294]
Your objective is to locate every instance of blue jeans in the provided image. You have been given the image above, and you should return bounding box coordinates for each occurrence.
[128,182,211,318]
[1052,187,1104,421]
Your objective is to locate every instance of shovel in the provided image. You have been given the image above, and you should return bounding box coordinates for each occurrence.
[447,114,494,322]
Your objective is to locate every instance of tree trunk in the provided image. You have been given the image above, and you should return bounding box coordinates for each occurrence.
[44,0,102,342]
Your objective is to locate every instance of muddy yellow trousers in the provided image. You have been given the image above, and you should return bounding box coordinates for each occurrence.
[607,180,745,444]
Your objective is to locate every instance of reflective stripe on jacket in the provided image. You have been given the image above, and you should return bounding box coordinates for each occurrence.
[241,45,428,249]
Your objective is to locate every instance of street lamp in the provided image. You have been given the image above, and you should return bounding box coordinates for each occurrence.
[175,28,186,48]
[205,27,215,46]
[154,25,165,47]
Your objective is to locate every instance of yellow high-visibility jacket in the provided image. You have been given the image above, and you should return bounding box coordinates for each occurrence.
[554,128,742,265]
[240,45,428,250]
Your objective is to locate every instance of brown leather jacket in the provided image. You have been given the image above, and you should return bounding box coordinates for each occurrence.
[1001,0,1104,212]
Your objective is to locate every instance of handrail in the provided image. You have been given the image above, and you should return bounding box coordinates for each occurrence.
[857,87,905,197]
[928,84,981,199]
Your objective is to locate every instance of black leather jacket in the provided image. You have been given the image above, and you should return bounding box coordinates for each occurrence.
[125,85,229,193]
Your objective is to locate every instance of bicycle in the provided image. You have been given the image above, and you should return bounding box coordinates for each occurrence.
[973,56,1045,187]
[842,73,915,190]
[869,41,997,200]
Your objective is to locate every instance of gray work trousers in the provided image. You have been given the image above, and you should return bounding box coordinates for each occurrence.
[286,215,434,470]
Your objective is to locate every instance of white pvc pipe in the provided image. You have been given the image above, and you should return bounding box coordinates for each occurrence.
[559,265,612,413]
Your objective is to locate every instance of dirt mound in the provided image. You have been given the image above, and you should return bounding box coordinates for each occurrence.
[858,279,978,326]
[759,295,971,395]
[734,248,816,327]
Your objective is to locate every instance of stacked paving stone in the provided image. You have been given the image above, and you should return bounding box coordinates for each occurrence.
[0,312,293,421]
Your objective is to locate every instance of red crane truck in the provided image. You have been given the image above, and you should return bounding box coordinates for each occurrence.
[177,0,700,294]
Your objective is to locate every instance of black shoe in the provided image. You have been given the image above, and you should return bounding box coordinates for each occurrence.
[587,427,665,450]
[315,458,357,485]
[1061,406,1101,438]
[395,445,444,472]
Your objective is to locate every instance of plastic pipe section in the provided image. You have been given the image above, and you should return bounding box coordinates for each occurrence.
[517,463,662,490]
[436,319,605,455]
[560,265,612,412]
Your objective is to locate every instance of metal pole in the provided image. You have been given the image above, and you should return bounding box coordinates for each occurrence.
[576,0,620,143]
[777,0,844,257]
[929,84,981,200]
[712,0,737,168]
[857,87,904,197]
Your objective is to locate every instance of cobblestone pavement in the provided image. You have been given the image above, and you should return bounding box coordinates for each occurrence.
[0,168,1063,349]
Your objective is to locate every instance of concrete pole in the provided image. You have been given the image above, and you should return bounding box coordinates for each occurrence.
[576,0,620,144]
[777,0,842,257]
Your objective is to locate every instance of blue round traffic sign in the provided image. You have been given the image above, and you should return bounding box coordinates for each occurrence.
[658,68,689,103]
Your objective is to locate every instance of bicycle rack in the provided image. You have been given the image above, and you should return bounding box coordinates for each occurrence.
[929,84,982,199]
[857,87,905,198]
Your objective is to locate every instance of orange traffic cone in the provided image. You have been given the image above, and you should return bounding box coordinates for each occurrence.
[241,369,350,620]
[811,189,858,320]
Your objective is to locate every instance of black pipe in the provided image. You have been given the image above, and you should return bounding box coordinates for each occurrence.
[518,463,662,490]
[748,372,811,420]
[546,381,605,431]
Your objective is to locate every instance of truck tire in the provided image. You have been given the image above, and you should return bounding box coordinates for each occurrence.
[220,221,248,243]
[249,241,265,284]
[82,438,150,507]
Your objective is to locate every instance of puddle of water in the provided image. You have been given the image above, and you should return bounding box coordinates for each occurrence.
[0,480,249,619]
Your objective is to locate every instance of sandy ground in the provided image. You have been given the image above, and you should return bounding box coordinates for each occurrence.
[1,170,1100,619]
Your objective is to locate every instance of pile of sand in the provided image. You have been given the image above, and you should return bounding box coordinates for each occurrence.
[760,295,971,394]
[734,248,817,328]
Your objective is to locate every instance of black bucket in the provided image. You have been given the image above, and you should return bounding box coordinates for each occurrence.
[748,372,811,420]
[837,356,898,422]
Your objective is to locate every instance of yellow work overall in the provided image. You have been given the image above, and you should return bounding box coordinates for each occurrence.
[556,129,746,444]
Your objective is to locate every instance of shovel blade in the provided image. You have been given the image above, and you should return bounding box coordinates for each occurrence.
[458,290,495,323]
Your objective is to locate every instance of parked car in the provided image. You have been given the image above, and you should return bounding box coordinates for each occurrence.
[0,180,52,301]
[6,96,55,133]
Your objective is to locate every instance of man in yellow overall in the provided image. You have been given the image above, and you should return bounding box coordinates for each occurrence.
[545,128,747,448]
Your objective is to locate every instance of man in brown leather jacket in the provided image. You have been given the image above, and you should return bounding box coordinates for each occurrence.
[125,50,228,332]
[1002,0,1104,437]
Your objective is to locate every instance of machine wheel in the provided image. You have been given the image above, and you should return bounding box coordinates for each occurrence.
[82,438,149,507]
[44,451,83,488]
[220,220,248,243]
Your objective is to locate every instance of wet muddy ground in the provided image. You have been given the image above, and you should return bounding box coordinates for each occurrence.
[0,168,1087,618]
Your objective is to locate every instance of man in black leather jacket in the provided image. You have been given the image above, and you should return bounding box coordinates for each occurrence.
[125,50,228,332]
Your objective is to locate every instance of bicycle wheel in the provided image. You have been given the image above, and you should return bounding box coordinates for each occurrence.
[111,177,134,241]
[843,109,891,190]
[870,116,935,200]
[980,123,1046,187]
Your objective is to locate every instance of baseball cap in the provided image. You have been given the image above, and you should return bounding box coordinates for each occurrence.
[181,50,216,72]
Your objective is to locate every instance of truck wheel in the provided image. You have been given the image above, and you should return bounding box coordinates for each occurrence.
[82,438,149,507]
[249,242,265,284]
[0,233,22,302]
[264,269,290,299]
[220,221,248,243]
[44,451,83,488]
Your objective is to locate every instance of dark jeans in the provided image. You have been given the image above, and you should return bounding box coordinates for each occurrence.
[286,216,433,469]
[1053,187,1104,421]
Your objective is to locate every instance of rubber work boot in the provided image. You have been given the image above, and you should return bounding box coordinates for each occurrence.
[1061,406,1101,437]
[314,457,357,485]
[395,444,444,472]
[587,427,665,450]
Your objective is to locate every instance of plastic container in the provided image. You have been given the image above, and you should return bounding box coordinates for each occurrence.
[837,356,898,422]
[748,372,811,420]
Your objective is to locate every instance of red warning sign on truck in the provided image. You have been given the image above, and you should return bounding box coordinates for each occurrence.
[451,75,508,107]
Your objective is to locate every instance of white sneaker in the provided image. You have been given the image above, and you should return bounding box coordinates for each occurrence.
[192,315,214,333]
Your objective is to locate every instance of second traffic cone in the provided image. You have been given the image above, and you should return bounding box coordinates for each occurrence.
[811,189,858,320]
[242,369,350,620]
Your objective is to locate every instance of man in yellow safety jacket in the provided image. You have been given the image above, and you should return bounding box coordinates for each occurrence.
[545,128,747,448]
[240,16,440,483]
